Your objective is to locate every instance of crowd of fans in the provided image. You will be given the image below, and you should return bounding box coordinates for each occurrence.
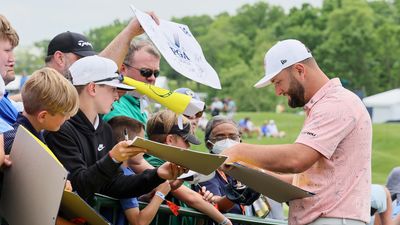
[0,11,399,225]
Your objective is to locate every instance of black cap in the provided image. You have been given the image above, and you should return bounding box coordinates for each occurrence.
[47,31,96,57]
[170,124,201,145]
[150,123,201,145]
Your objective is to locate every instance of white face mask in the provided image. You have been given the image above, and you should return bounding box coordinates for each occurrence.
[209,138,239,154]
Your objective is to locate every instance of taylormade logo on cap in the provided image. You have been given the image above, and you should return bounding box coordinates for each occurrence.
[254,39,312,88]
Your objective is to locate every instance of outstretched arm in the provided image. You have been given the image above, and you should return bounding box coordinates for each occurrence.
[171,185,232,225]
[221,143,321,174]
[125,181,171,225]
[99,12,159,68]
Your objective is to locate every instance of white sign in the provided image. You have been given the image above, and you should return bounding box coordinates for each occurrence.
[131,5,221,89]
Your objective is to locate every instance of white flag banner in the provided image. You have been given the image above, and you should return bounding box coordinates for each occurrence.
[130,5,221,89]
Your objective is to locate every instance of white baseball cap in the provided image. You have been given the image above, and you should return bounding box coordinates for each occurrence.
[254,39,312,88]
[69,55,134,90]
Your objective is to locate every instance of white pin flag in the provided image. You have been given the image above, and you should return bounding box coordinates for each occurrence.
[130,5,221,89]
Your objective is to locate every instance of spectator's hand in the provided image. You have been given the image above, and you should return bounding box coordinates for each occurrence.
[198,186,215,203]
[157,162,187,180]
[169,179,184,191]
[1,154,12,171]
[128,11,160,36]
[64,180,72,192]
[156,181,171,196]
[109,141,147,162]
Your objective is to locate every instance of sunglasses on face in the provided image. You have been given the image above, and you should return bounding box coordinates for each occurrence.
[124,63,160,78]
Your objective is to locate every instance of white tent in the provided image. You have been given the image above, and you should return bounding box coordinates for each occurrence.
[363,89,400,123]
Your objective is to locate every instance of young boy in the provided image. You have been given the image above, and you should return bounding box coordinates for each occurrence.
[44,55,185,203]
[4,67,79,153]
[0,14,19,167]
[2,67,80,225]
[0,14,20,126]
[108,116,171,225]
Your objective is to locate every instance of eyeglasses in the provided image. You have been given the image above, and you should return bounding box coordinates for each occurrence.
[209,134,241,142]
[124,63,160,78]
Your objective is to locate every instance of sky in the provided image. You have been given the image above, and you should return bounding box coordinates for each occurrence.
[1,0,322,47]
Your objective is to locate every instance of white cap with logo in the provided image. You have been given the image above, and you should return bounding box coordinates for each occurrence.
[69,55,134,90]
[254,39,312,88]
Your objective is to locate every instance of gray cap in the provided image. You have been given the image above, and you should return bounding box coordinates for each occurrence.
[386,167,400,198]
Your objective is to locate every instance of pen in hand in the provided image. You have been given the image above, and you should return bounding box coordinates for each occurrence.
[124,128,129,141]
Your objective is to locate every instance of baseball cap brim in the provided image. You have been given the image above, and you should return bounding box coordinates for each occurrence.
[96,79,135,91]
[254,70,281,88]
[73,50,96,57]
[181,132,201,145]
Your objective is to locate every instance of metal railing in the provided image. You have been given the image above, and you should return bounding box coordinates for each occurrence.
[92,194,288,225]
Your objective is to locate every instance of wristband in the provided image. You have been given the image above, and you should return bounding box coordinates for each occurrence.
[108,152,121,164]
[155,191,165,201]
[218,217,229,225]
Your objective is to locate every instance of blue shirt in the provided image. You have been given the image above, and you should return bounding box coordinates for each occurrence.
[0,118,12,134]
[4,113,44,154]
[197,171,243,215]
[119,167,139,210]
[0,92,19,126]
[115,166,139,225]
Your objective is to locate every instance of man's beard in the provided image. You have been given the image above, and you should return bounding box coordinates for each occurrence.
[286,75,306,108]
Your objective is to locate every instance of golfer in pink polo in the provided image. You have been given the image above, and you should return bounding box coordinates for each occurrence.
[221,39,372,225]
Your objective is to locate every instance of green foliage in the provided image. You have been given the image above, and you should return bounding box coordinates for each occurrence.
[86,19,128,52]
[173,15,214,37]
[14,47,44,75]
[23,0,400,110]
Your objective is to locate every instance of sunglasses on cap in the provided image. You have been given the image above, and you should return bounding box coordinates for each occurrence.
[124,63,160,78]
[184,105,206,119]
[92,75,120,84]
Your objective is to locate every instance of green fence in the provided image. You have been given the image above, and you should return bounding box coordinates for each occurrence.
[93,194,288,225]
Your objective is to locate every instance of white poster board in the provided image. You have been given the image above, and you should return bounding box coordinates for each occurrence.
[131,5,221,89]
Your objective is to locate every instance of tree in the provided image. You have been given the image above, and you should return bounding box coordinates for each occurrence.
[315,0,377,93]
[86,19,127,52]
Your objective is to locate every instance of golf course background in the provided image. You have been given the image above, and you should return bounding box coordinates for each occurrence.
[192,112,399,184]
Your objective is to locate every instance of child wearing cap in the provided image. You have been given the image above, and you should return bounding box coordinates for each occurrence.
[144,110,231,225]
[108,116,171,225]
[44,55,185,203]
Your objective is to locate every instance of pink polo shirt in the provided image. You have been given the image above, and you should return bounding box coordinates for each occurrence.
[290,78,372,225]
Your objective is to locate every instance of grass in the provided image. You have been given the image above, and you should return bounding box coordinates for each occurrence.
[192,111,399,184]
